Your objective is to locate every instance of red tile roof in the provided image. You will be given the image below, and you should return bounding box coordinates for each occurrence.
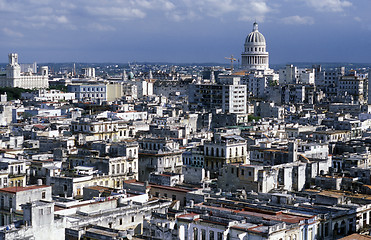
[0,185,50,194]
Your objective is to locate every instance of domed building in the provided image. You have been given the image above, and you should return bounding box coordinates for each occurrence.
[241,22,269,71]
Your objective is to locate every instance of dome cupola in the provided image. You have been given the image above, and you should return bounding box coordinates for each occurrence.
[245,22,266,45]
[241,22,269,71]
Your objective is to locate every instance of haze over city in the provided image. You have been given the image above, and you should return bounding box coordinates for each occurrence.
[0,0,370,64]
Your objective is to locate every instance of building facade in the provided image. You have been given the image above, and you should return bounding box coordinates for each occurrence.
[0,53,48,89]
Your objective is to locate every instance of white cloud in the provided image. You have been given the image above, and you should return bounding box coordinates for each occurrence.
[85,6,146,20]
[89,23,116,31]
[179,0,272,22]
[239,1,271,22]
[56,15,69,24]
[2,28,23,38]
[304,0,352,12]
[281,15,314,25]
[0,0,276,35]
[354,17,361,22]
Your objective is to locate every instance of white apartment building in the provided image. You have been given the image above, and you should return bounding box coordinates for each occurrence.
[338,72,366,103]
[189,75,247,114]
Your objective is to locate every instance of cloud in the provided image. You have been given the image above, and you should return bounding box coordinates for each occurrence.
[85,6,146,20]
[281,15,314,25]
[304,0,352,12]
[179,0,272,22]
[89,23,116,32]
[2,28,24,38]
[0,0,277,36]
[354,17,361,22]
[56,15,69,24]
[239,1,271,22]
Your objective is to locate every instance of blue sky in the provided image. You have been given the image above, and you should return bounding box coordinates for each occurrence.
[0,0,370,64]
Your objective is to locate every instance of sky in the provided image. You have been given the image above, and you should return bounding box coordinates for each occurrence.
[0,0,370,64]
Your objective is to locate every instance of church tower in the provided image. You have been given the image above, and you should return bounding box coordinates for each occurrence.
[241,22,269,71]
[6,53,21,78]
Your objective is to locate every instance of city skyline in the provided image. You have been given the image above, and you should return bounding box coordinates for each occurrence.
[0,0,370,64]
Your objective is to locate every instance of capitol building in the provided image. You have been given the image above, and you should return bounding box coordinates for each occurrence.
[241,22,269,71]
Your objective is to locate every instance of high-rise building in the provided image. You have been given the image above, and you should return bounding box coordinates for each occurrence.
[241,22,269,71]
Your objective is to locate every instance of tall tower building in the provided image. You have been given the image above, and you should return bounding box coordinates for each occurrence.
[6,53,21,78]
[241,22,269,71]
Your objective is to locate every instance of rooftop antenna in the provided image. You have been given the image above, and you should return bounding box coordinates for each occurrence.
[225,55,237,72]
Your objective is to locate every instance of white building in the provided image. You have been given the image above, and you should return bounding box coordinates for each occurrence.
[21,89,75,102]
[189,75,247,114]
[338,72,366,104]
[314,65,345,93]
[67,84,106,102]
[241,22,269,71]
[134,79,153,98]
[82,68,95,79]
[279,65,315,85]
[0,53,48,89]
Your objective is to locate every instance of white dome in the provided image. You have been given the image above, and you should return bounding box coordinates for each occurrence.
[241,22,269,71]
[245,22,266,45]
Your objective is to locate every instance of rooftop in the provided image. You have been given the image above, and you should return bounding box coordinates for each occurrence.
[0,185,50,194]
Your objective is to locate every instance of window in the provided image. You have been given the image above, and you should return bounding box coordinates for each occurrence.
[201,229,206,240]
[131,216,135,222]
[47,207,51,214]
[209,231,214,240]
[39,209,44,215]
[194,228,199,240]
[42,191,46,199]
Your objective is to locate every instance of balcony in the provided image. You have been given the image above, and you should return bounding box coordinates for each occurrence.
[8,172,26,179]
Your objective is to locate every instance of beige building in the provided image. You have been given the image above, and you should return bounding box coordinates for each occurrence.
[106,82,124,101]
[204,132,248,178]
[71,118,132,142]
